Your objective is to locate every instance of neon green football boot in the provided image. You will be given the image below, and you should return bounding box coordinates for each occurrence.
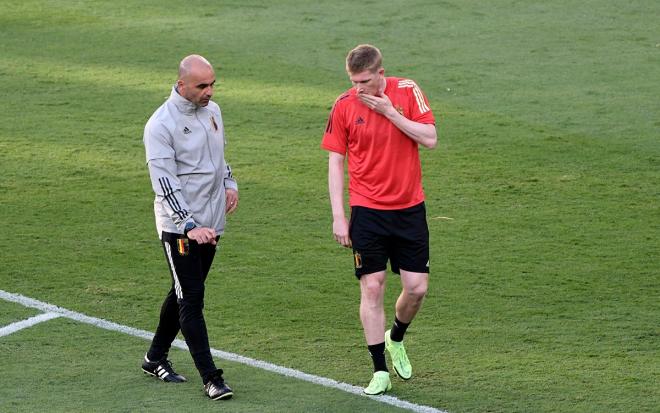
[385,329,412,380]
[363,371,392,395]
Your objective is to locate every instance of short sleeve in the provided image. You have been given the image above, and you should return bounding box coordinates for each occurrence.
[403,79,435,125]
[321,97,349,154]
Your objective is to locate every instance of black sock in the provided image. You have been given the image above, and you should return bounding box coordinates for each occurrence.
[390,316,410,342]
[367,342,388,372]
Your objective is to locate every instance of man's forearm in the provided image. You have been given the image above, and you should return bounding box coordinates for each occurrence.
[328,153,346,219]
[384,110,437,149]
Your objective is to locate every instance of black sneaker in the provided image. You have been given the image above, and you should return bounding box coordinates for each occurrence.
[204,369,233,400]
[142,355,187,383]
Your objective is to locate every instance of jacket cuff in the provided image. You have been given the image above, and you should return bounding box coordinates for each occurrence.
[225,178,238,192]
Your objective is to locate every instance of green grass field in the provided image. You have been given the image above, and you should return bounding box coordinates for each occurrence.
[1,0,658,412]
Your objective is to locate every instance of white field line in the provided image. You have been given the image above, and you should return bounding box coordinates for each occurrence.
[0,312,61,337]
[0,289,447,413]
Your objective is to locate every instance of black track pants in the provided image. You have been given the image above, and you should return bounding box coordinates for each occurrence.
[147,231,219,380]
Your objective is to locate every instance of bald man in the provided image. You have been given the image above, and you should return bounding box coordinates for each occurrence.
[142,54,237,401]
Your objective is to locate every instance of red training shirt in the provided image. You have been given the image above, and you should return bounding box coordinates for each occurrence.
[321,77,435,210]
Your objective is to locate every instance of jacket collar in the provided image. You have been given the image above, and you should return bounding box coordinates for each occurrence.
[169,86,199,115]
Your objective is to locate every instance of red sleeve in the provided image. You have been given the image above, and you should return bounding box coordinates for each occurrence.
[321,95,349,154]
[405,80,435,125]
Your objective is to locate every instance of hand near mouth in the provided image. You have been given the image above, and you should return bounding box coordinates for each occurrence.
[357,91,395,117]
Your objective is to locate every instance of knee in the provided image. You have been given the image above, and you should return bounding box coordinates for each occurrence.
[407,283,427,302]
[361,279,385,302]
[177,293,204,317]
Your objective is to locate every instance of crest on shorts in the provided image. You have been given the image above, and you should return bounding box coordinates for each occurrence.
[177,238,189,256]
[354,252,363,269]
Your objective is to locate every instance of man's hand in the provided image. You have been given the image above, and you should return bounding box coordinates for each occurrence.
[225,188,239,214]
[359,90,438,149]
[357,91,395,117]
[333,217,352,248]
[187,227,217,245]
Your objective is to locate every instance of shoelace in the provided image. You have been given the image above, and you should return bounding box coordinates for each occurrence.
[398,346,409,360]
[392,343,409,361]
[160,359,176,373]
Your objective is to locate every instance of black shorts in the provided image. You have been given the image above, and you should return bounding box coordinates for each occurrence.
[349,202,430,278]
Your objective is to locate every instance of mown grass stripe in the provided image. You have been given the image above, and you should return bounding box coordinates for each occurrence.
[0,289,446,413]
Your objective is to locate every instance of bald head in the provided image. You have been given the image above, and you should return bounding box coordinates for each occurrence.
[178,54,213,80]
[176,55,216,107]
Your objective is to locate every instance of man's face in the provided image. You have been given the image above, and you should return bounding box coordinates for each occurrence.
[349,68,384,96]
[178,66,215,107]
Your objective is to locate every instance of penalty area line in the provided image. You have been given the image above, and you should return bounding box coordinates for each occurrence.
[0,289,447,413]
[0,312,61,338]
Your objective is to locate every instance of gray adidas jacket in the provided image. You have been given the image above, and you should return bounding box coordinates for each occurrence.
[143,86,238,238]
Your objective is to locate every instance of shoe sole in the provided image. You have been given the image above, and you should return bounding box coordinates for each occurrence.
[210,391,233,400]
[364,384,392,396]
[392,365,412,381]
[363,389,388,396]
[142,368,159,379]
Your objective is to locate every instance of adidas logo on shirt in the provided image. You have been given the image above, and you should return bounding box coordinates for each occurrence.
[355,116,365,125]
[183,127,192,134]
